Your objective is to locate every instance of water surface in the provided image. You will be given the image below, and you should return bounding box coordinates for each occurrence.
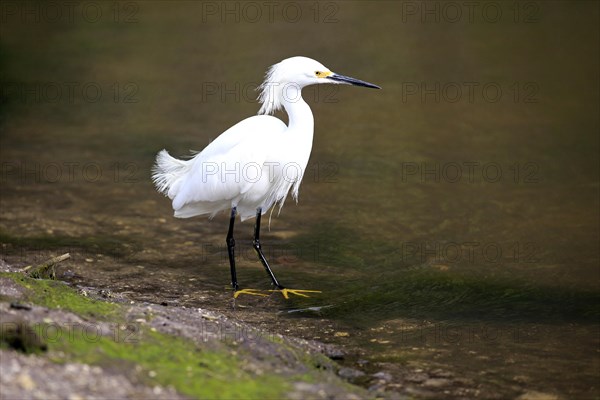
[1,2,598,398]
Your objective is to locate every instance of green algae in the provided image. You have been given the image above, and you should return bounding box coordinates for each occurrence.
[1,271,291,398]
[0,271,364,399]
[0,272,120,319]
[49,328,292,399]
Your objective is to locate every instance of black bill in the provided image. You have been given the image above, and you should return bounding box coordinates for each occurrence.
[327,73,381,89]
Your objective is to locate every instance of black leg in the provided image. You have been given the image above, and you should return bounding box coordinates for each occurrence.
[253,207,283,289]
[226,207,238,292]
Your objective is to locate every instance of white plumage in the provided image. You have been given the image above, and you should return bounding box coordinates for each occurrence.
[154,115,294,220]
[151,56,380,298]
[153,57,329,221]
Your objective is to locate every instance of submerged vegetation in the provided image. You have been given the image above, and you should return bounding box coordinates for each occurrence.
[292,222,600,324]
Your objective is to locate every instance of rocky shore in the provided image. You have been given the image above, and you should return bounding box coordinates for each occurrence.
[1,258,568,400]
[0,259,379,399]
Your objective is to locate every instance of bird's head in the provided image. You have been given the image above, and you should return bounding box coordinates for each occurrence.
[258,56,380,115]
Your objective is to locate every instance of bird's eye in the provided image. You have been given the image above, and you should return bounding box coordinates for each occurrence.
[315,71,322,77]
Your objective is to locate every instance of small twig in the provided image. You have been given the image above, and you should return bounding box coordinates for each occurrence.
[23,253,70,279]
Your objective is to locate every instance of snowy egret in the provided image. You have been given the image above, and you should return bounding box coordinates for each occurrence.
[152,56,380,299]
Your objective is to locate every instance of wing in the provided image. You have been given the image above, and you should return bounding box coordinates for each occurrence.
[172,115,287,211]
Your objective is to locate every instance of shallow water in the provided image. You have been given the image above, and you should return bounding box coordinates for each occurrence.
[1,1,599,398]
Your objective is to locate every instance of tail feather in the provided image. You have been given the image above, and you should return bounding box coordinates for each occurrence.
[152,150,189,199]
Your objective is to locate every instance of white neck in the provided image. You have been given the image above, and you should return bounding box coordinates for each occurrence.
[282,86,314,134]
[280,86,314,176]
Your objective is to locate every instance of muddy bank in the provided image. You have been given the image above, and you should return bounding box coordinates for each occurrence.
[1,257,571,400]
[0,259,381,400]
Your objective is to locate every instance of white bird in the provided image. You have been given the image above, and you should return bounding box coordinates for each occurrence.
[152,56,380,299]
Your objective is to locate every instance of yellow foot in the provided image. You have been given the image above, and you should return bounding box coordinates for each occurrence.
[268,288,322,299]
[234,288,269,298]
